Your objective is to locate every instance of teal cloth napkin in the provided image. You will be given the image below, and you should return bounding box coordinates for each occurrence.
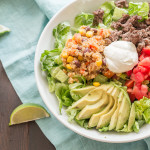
[0,0,150,149]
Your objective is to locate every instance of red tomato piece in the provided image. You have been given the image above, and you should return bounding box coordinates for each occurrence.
[126,70,133,76]
[132,85,143,100]
[125,80,134,88]
[142,46,150,55]
[132,72,145,83]
[127,88,136,102]
[139,57,150,67]
[141,84,148,97]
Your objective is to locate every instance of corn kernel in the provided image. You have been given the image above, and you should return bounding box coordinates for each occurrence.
[96,60,102,66]
[79,29,86,36]
[78,56,83,61]
[86,31,94,38]
[61,53,68,58]
[66,64,72,69]
[67,56,74,63]
[93,82,100,87]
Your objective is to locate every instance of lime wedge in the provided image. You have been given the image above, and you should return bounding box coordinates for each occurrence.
[9,103,50,126]
[0,25,10,36]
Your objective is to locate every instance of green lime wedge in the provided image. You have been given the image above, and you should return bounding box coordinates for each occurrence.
[0,25,10,36]
[9,103,50,126]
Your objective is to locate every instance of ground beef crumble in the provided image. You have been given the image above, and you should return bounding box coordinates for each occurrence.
[115,0,129,8]
[109,13,150,53]
[93,9,104,26]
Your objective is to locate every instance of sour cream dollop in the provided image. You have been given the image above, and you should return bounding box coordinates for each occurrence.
[104,41,138,73]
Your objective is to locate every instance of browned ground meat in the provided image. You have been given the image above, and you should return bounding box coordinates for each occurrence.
[115,0,129,8]
[93,9,104,26]
[109,14,150,52]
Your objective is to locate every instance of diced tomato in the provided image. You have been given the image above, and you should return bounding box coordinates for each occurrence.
[74,33,82,44]
[126,70,132,76]
[141,84,148,98]
[132,85,143,100]
[139,57,150,67]
[125,80,134,88]
[142,46,150,55]
[103,70,115,78]
[132,72,145,83]
[127,88,136,102]
[133,67,140,74]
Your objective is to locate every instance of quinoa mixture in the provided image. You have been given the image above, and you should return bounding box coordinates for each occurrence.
[61,26,113,83]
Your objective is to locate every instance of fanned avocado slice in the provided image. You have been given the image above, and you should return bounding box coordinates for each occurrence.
[96,96,117,129]
[96,87,120,129]
[70,84,112,110]
[88,96,114,127]
[109,92,123,130]
[77,94,109,120]
[116,97,131,130]
[70,86,96,98]
[128,103,136,131]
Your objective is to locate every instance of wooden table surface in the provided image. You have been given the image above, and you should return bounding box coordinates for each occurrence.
[0,61,56,150]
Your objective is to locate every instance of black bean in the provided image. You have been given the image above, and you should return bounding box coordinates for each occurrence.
[74,60,81,67]
[83,47,90,54]
[102,58,106,66]
[77,46,82,50]
[86,26,91,31]
[92,28,98,33]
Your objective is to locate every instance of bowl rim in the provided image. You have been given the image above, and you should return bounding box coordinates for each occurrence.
[34,0,150,143]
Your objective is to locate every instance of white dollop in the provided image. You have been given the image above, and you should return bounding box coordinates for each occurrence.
[104,41,138,73]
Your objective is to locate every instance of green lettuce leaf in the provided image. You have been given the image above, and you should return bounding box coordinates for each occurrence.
[112,7,128,21]
[99,126,109,132]
[47,76,56,92]
[133,121,139,132]
[40,49,62,72]
[53,22,72,50]
[74,12,94,28]
[66,108,79,122]
[55,83,73,112]
[143,108,150,123]
[100,1,115,25]
[134,97,150,120]
[128,2,149,20]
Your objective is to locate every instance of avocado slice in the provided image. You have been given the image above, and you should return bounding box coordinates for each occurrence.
[55,70,68,83]
[70,84,113,110]
[77,94,109,120]
[128,103,136,131]
[109,92,123,130]
[116,97,131,130]
[88,96,114,127]
[96,87,120,129]
[70,86,96,98]
[96,96,117,129]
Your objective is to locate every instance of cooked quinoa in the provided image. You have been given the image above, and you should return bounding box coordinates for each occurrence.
[61,26,112,83]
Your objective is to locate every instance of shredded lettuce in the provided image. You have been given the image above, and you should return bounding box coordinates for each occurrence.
[128,2,149,20]
[99,126,109,132]
[55,83,73,112]
[47,76,56,92]
[134,97,150,120]
[100,1,115,25]
[53,22,72,50]
[143,108,150,123]
[66,108,79,122]
[74,12,94,28]
[40,49,62,72]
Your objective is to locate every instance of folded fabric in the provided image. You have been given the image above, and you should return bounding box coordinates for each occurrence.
[0,0,150,149]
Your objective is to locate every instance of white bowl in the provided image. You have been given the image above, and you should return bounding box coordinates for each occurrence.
[34,0,150,143]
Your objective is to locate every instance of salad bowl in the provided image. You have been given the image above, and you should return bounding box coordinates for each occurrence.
[35,0,150,143]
